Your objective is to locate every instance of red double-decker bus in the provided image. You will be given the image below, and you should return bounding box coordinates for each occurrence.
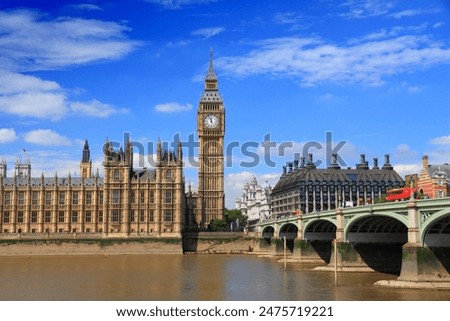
[385,187,416,201]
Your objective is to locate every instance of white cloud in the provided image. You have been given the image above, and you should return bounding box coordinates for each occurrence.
[318,93,339,102]
[430,135,450,145]
[340,1,441,21]
[0,90,68,120]
[69,4,103,11]
[0,71,128,120]
[423,151,450,166]
[145,0,217,9]
[390,8,441,19]
[155,102,192,113]
[396,144,413,154]
[273,12,309,31]
[340,0,396,19]
[70,100,128,118]
[23,129,71,146]
[393,163,422,178]
[0,9,139,71]
[0,71,60,94]
[393,144,418,162]
[0,71,67,120]
[407,85,421,93]
[0,128,18,143]
[216,35,450,86]
[0,9,139,121]
[191,27,225,39]
[274,12,303,25]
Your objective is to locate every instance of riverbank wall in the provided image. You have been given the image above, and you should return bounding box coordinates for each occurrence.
[182,232,259,254]
[0,232,260,256]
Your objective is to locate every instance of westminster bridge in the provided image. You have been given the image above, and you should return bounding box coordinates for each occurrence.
[258,197,450,283]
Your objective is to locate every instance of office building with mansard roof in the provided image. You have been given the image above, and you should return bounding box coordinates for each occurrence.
[270,153,404,218]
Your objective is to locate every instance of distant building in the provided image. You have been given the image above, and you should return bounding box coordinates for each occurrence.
[271,153,404,217]
[418,155,450,198]
[235,176,272,231]
[0,138,185,237]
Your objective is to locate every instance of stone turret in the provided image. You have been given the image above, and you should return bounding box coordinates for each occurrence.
[80,140,92,178]
[0,158,6,178]
[14,158,31,178]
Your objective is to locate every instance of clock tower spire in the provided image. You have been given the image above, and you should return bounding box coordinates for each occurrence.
[197,49,225,228]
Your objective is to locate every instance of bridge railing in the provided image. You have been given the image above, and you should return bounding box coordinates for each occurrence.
[260,197,450,226]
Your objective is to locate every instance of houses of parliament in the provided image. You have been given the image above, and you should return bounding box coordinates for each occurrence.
[0,53,225,239]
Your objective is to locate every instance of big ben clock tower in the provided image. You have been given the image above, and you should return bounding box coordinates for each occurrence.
[197,50,225,227]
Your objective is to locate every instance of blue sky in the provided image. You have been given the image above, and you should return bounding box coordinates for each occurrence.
[1,0,450,208]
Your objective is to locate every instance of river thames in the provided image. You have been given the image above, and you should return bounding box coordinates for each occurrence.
[1,254,450,301]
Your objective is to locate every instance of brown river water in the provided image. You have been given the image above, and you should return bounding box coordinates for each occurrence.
[1,254,450,301]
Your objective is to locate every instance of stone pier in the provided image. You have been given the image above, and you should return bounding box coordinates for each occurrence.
[375,199,450,289]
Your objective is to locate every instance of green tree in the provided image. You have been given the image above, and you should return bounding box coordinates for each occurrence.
[207,209,247,231]
[208,218,228,231]
[224,208,247,228]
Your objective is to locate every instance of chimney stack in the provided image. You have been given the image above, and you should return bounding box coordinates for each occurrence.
[373,157,379,169]
[306,153,316,169]
[328,153,341,169]
[422,155,429,169]
[357,153,369,169]
[382,154,393,170]
[300,157,305,168]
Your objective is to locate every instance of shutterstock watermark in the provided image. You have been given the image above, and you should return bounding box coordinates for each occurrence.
[103,132,348,169]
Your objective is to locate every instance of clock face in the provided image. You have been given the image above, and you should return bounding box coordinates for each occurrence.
[204,114,219,129]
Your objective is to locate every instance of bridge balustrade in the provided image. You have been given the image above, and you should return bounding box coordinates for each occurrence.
[258,197,450,284]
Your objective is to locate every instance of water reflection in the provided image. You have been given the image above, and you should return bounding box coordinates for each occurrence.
[0,255,449,301]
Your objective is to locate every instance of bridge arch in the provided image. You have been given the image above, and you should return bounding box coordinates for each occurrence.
[279,223,298,239]
[421,208,450,246]
[279,223,298,253]
[344,213,408,274]
[303,219,336,241]
[345,212,408,243]
[421,209,450,273]
[261,226,275,239]
[260,226,275,247]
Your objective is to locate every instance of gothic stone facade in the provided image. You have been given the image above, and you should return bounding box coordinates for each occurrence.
[196,51,225,227]
[0,52,226,237]
[0,138,185,238]
[271,153,404,218]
